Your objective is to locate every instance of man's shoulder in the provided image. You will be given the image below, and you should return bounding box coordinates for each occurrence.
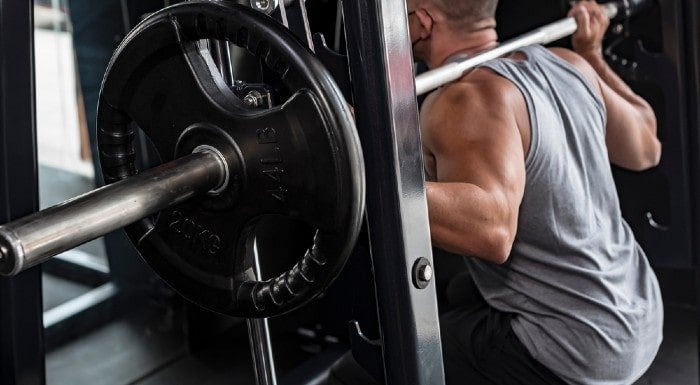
[547,46,585,66]
[452,67,517,96]
[419,67,526,151]
[422,68,518,118]
[546,47,600,87]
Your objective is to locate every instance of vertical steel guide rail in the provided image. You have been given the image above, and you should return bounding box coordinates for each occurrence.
[198,8,279,381]
[247,239,278,385]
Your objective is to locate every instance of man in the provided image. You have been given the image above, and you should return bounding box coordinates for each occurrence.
[330,0,663,384]
[417,0,663,383]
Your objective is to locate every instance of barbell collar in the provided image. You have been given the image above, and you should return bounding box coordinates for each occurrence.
[415,2,620,96]
[0,149,229,276]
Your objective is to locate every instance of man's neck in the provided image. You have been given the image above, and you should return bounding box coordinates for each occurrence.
[425,23,498,69]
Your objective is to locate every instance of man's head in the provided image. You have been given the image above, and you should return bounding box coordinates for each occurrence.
[408,0,498,67]
[411,0,498,29]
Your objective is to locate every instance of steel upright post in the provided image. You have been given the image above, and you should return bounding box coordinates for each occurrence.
[0,0,46,384]
[342,0,446,383]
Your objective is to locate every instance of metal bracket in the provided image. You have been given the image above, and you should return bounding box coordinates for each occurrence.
[312,33,352,100]
[233,81,274,109]
[349,321,383,382]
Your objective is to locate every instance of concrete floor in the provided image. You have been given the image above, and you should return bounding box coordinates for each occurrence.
[42,288,698,385]
[46,303,187,385]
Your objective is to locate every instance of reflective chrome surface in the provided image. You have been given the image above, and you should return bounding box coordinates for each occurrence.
[415,3,618,95]
[376,0,445,382]
[209,40,234,86]
[297,0,315,51]
[246,318,277,385]
[250,0,279,14]
[343,0,446,382]
[0,151,226,276]
[247,239,278,385]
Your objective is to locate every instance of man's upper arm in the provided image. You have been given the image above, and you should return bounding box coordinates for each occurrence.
[422,84,525,194]
[551,47,660,171]
[420,78,526,260]
[597,76,660,170]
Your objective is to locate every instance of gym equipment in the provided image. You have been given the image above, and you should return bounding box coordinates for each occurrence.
[0,1,365,319]
[415,0,652,95]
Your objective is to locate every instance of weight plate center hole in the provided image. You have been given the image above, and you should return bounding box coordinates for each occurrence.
[193,145,230,195]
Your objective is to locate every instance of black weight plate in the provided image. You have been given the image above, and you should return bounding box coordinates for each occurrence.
[96,1,364,318]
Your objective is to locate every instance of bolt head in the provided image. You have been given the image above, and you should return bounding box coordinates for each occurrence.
[418,264,433,282]
[612,23,624,35]
[251,0,276,13]
[412,257,432,289]
[243,94,259,107]
[243,90,265,108]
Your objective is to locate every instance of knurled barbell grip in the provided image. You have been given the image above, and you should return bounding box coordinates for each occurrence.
[0,149,228,276]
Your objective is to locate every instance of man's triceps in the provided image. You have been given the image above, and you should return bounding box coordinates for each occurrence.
[421,87,525,263]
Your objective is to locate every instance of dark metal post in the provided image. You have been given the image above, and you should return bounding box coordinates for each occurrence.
[685,0,700,381]
[0,0,46,384]
[342,0,446,384]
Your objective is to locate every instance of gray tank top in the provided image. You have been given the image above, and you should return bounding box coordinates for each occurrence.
[466,45,663,385]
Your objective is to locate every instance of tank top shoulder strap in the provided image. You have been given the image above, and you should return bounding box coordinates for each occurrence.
[476,51,541,171]
[519,45,606,113]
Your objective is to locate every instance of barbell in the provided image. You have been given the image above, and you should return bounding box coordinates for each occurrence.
[416,0,651,95]
[0,0,649,318]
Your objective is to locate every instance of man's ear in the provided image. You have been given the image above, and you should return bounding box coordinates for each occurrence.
[415,8,434,39]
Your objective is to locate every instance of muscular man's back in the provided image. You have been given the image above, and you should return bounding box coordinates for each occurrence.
[428,44,664,385]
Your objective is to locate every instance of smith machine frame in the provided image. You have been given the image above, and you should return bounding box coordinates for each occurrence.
[3,0,700,384]
[342,0,445,383]
[0,0,446,384]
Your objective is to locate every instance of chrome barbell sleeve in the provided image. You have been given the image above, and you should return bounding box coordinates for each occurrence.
[0,150,227,276]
